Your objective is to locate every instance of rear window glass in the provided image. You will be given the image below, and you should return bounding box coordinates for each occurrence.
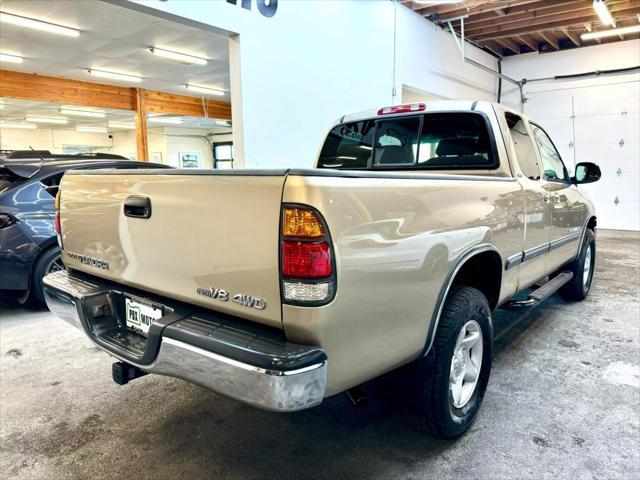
[318,112,496,170]
[0,168,22,194]
[317,120,375,169]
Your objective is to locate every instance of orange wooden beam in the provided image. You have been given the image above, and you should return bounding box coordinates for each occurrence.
[0,69,231,119]
[134,88,149,162]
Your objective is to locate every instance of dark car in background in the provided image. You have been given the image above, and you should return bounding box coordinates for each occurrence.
[0,151,170,304]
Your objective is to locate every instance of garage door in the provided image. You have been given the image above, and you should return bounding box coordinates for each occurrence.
[524,78,640,231]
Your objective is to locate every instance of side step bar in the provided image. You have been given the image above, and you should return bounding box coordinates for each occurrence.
[502,271,574,310]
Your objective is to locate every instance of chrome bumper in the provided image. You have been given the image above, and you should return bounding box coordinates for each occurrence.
[43,270,327,412]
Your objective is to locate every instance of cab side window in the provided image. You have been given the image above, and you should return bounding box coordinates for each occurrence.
[532,125,568,183]
[504,112,541,181]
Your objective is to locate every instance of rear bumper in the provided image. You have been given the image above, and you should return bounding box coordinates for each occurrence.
[43,270,327,412]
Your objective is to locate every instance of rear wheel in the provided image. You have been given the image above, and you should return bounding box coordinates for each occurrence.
[559,229,595,301]
[404,285,493,439]
[30,246,63,304]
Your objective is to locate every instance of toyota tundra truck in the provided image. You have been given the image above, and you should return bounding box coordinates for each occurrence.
[43,101,601,439]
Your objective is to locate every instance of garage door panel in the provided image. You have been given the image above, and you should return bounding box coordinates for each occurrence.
[574,113,640,145]
[575,143,639,173]
[572,82,640,116]
[594,200,640,231]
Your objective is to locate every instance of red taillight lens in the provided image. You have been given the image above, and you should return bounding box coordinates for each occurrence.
[282,241,332,278]
[55,211,61,234]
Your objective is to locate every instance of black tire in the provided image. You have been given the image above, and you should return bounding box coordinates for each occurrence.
[404,285,493,439]
[30,246,63,304]
[559,229,595,301]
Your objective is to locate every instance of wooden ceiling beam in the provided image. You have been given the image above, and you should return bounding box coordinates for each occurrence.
[561,27,582,46]
[468,1,639,38]
[482,40,506,57]
[472,4,640,40]
[0,69,231,120]
[417,0,538,19]
[462,0,585,24]
[516,34,540,51]
[465,1,593,32]
[539,31,560,50]
[495,37,522,54]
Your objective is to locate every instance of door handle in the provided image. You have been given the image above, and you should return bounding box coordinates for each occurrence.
[124,195,151,219]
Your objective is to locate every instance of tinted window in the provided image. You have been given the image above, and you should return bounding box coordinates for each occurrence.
[417,114,494,168]
[318,120,375,168]
[505,113,541,180]
[532,125,567,182]
[40,172,64,197]
[0,168,22,194]
[373,117,420,166]
[318,113,496,170]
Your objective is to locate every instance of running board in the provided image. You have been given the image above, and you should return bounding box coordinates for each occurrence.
[502,271,574,310]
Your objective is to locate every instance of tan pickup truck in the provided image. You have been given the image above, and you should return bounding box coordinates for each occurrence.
[44,101,601,439]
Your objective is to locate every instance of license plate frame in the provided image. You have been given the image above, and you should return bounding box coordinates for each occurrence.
[124,295,164,337]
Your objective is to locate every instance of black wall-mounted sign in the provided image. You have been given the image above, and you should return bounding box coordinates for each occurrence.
[226,0,278,18]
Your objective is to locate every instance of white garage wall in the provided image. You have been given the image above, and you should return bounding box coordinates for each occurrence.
[501,40,640,231]
[126,0,498,169]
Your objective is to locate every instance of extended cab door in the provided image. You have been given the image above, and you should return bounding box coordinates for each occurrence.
[531,124,588,273]
[503,112,550,289]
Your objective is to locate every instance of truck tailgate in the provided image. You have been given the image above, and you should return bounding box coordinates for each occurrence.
[59,170,286,329]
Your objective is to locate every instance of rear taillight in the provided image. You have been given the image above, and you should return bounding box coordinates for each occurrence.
[281,206,335,305]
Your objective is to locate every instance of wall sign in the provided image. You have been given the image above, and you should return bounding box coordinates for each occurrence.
[226,0,277,18]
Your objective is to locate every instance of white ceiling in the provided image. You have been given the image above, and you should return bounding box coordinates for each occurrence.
[0,97,232,132]
[0,0,231,100]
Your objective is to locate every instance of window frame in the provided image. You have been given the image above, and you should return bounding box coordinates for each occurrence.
[213,141,234,169]
[318,111,500,171]
[504,112,543,182]
[530,122,570,185]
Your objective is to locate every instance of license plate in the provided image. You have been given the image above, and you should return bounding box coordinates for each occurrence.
[125,296,164,336]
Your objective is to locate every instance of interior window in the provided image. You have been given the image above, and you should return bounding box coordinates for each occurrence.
[417,113,494,168]
[505,112,541,180]
[373,117,421,166]
[532,125,568,182]
[40,172,64,197]
[317,120,375,168]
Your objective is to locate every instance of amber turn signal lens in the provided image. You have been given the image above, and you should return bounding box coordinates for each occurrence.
[54,191,61,210]
[282,207,324,238]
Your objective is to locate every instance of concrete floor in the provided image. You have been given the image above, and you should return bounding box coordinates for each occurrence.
[1,230,638,480]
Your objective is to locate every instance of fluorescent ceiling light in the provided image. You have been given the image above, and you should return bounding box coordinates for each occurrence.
[592,0,615,26]
[148,117,182,125]
[87,69,141,83]
[0,11,80,37]
[185,84,225,96]
[60,108,106,118]
[0,52,23,63]
[108,122,135,130]
[26,116,68,124]
[581,24,640,40]
[0,122,36,129]
[150,47,207,65]
[76,126,107,133]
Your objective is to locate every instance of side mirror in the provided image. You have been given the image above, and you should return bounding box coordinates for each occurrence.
[573,162,601,185]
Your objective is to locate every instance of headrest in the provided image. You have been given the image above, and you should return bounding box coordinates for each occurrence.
[436,137,481,156]
[377,145,411,165]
